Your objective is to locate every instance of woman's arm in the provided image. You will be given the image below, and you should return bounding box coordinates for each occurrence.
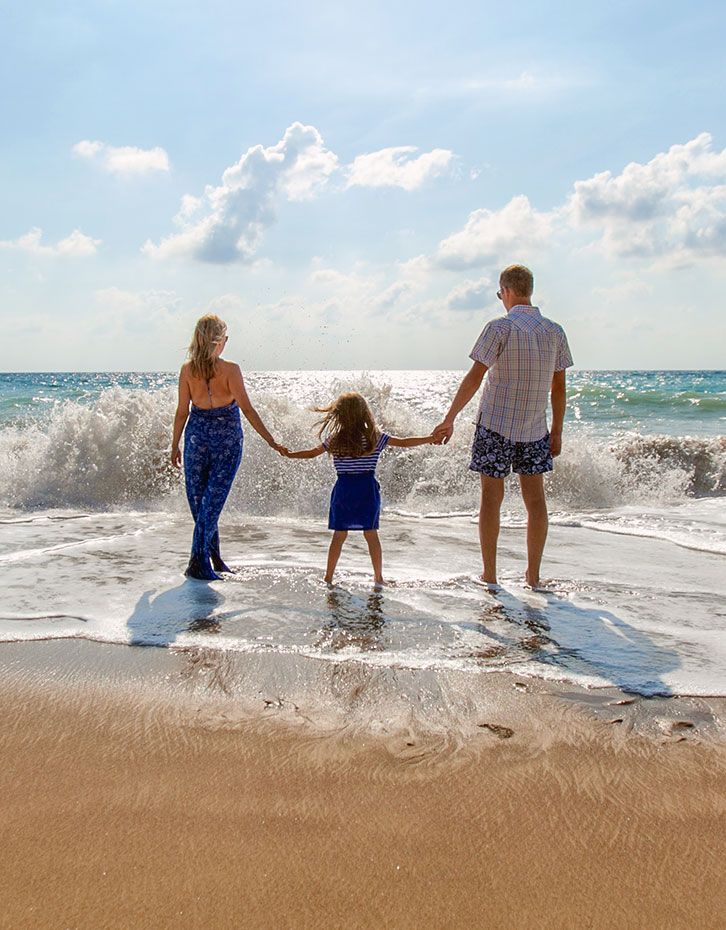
[387,435,435,448]
[229,364,283,450]
[284,445,326,459]
[171,367,191,467]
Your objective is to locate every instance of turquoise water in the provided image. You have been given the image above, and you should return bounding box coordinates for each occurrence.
[0,369,724,699]
[1,370,725,436]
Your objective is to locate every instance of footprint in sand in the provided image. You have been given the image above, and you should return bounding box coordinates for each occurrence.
[478,723,514,739]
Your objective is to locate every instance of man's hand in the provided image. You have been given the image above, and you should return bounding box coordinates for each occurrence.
[549,430,562,457]
[432,421,454,445]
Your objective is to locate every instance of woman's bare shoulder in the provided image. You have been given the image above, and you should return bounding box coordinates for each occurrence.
[219,358,242,377]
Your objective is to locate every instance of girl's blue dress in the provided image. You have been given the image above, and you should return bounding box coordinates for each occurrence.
[324,433,390,531]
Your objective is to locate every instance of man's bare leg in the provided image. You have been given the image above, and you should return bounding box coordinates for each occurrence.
[479,476,505,584]
[324,530,347,583]
[363,530,384,585]
[519,473,548,587]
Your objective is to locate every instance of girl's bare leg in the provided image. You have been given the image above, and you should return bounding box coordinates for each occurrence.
[325,531,347,583]
[363,530,384,585]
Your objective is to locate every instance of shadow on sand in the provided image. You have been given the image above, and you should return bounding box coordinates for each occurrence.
[126,580,245,646]
[460,586,678,697]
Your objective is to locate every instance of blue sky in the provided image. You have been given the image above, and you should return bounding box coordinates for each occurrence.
[2,0,725,370]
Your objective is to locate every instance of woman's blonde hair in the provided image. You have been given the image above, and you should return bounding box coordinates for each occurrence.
[188,314,227,381]
[315,392,379,457]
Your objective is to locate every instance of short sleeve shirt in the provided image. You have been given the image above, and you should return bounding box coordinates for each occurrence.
[323,432,390,475]
[469,306,573,442]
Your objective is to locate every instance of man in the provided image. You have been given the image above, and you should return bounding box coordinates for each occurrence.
[433,264,573,589]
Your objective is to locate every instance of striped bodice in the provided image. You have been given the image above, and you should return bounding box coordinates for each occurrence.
[323,432,390,475]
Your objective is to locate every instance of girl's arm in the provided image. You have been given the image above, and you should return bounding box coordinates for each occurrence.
[229,364,284,451]
[284,445,326,459]
[387,435,436,448]
[171,367,191,467]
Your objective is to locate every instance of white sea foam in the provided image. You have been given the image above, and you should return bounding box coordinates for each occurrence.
[0,381,723,514]
[0,372,723,700]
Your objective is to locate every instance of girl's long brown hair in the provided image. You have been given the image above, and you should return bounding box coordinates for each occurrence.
[315,392,379,457]
[188,314,227,381]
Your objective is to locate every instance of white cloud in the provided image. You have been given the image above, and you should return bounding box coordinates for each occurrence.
[73,139,170,176]
[433,134,726,274]
[93,288,181,335]
[567,132,726,259]
[346,146,454,191]
[446,276,492,311]
[310,263,418,316]
[436,195,556,269]
[144,122,338,263]
[0,227,101,257]
[413,69,584,101]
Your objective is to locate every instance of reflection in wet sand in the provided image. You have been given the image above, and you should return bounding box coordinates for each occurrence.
[317,587,387,652]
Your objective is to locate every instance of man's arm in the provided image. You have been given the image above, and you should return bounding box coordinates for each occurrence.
[432,362,487,444]
[549,369,566,457]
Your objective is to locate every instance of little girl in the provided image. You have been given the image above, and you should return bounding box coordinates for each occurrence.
[284,391,435,585]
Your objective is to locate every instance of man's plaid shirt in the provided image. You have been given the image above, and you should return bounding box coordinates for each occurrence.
[469,305,573,442]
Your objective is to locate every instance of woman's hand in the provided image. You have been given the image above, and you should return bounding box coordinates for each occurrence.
[171,446,182,468]
[270,441,290,456]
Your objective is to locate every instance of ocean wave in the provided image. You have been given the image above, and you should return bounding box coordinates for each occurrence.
[569,382,726,413]
[0,383,723,512]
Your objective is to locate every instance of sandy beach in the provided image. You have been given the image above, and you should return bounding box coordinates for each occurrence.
[1,639,724,930]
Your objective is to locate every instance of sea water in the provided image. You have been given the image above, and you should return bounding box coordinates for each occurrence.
[0,370,724,700]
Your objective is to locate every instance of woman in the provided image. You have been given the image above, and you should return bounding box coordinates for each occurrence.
[171,314,283,580]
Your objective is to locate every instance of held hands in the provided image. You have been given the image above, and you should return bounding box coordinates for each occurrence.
[432,420,454,445]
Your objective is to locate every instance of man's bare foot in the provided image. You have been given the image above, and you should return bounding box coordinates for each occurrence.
[324,575,334,585]
[373,578,386,589]
[479,574,501,592]
[525,570,551,590]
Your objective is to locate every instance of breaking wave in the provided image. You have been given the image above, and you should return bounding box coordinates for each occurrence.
[0,382,723,514]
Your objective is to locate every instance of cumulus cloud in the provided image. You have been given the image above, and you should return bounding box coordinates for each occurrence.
[309,263,422,317]
[567,132,726,259]
[436,195,556,269]
[446,276,492,311]
[73,140,170,176]
[346,146,454,191]
[93,288,181,335]
[144,122,338,263]
[433,134,726,273]
[0,227,101,257]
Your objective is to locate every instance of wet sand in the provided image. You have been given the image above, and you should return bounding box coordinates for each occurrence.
[1,640,725,930]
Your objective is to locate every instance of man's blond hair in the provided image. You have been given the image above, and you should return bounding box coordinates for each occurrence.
[500,264,534,300]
